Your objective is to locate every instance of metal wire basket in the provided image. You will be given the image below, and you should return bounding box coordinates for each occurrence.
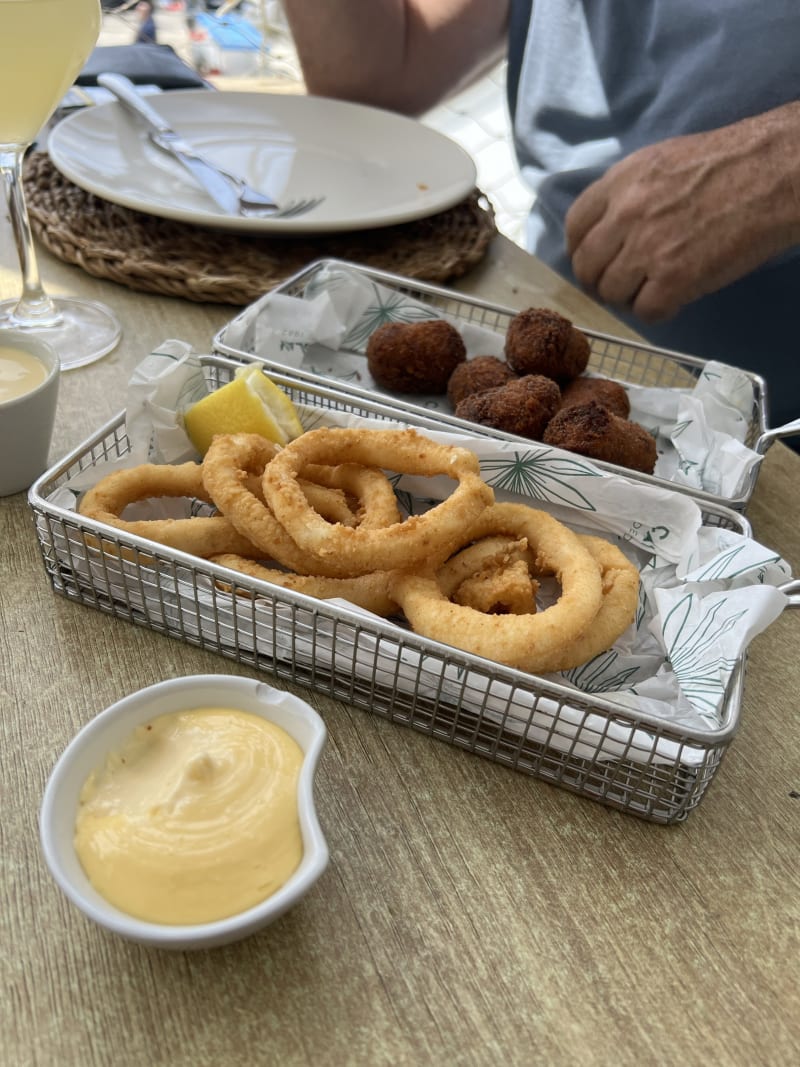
[213,258,798,512]
[29,357,754,824]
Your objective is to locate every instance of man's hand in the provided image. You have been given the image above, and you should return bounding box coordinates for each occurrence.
[565,106,800,322]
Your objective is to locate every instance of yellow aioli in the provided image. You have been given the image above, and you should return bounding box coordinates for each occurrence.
[0,346,48,403]
[74,708,305,925]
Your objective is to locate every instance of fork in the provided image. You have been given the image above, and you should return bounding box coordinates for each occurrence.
[97,74,324,220]
[143,133,325,219]
[194,161,325,219]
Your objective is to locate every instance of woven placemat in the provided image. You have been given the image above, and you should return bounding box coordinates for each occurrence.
[23,152,497,306]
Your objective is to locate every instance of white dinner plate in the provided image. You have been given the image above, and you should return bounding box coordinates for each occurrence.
[48,90,478,234]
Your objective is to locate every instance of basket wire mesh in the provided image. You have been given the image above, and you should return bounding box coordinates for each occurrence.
[30,357,749,824]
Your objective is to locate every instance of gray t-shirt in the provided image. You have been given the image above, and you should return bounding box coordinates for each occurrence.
[506,0,800,428]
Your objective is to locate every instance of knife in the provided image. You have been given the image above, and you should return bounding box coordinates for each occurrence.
[97,73,241,215]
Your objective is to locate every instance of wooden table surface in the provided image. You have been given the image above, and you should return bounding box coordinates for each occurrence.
[2,231,799,1067]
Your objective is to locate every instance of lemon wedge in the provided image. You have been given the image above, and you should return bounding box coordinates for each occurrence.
[183,365,304,455]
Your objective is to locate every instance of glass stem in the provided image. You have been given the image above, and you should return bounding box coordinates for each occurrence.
[0,147,61,326]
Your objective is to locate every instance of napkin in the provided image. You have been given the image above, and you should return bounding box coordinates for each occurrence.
[77,44,209,90]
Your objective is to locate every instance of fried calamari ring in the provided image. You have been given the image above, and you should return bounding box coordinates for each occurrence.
[211,431,360,528]
[437,531,637,665]
[438,536,539,615]
[454,558,538,615]
[389,502,604,673]
[439,531,638,651]
[303,459,402,529]
[246,471,358,529]
[261,427,494,574]
[544,534,639,671]
[210,554,399,617]
[202,432,401,578]
[244,462,395,528]
[78,461,263,558]
[443,533,638,667]
[242,469,358,526]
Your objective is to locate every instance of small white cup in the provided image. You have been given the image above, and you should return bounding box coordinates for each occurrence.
[40,675,329,950]
[0,331,60,496]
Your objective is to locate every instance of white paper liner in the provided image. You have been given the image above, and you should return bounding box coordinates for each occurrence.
[219,262,764,500]
[44,342,792,765]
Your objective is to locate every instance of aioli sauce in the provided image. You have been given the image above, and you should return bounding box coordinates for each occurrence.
[0,346,47,403]
[74,708,304,925]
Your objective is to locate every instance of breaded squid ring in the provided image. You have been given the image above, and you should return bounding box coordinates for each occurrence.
[211,432,361,528]
[389,502,604,673]
[438,536,539,615]
[544,534,639,671]
[442,532,638,665]
[302,459,402,529]
[441,535,638,657]
[261,427,494,575]
[455,558,539,615]
[202,432,401,578]
[243,469,359,527]
[78,461,263,559]
[210,554,399,617]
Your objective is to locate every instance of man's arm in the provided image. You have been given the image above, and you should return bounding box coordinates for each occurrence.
[565,102,800,322]
[281,1,509,115]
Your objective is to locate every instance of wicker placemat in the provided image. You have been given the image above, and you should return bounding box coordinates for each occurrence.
[23,152,497,306]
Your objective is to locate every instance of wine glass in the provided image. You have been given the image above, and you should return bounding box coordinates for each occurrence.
[0,0,121,369]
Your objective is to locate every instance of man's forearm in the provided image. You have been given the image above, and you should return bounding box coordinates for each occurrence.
[281,1,509,115]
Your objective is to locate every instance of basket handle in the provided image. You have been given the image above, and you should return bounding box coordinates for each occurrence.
[755,416,800,454]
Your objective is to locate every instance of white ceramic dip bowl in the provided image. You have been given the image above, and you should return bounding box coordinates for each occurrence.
[40,675,328,950]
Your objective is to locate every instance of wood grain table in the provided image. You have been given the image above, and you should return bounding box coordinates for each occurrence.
[2,232,799,1067]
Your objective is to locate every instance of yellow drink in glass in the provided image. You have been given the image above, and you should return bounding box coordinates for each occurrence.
[0,0,121,368]
[0,0,101,146]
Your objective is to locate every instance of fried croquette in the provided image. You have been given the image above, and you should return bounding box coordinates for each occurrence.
[504,308,590,384]
[559,375,631,419]
[366,319,466,394]
[446,355,516,408]
[454,374,561,439]
[543,400,657,473]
